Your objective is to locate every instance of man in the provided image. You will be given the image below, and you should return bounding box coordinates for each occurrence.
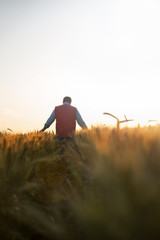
[40,96,87,138]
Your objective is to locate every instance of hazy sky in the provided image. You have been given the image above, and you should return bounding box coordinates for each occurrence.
[1,0,160,132]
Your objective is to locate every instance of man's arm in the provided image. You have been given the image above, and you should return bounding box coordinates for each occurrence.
[40,109,56,132]
[76,110,88,129]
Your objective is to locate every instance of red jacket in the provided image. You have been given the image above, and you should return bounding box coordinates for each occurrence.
[55,104,77,138]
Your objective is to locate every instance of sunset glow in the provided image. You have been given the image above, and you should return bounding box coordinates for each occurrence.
[1,0,160,132]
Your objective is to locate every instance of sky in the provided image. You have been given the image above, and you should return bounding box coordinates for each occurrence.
[1,0,160,132]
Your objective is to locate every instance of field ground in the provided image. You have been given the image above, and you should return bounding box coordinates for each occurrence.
[0,126,160,240]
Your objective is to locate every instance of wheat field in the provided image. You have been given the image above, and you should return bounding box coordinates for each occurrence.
[0,126,160,240]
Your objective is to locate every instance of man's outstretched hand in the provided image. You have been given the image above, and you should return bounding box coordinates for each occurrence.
[40,127,46,132]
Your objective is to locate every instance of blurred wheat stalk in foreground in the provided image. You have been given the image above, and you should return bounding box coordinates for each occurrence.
[0,126,160,240]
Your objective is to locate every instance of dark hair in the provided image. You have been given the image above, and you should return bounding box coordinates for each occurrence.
[63,96,72,104]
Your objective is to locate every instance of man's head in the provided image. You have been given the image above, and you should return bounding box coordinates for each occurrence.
[63,96,72,104]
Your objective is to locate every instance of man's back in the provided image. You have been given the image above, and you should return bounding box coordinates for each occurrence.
[55,104,77,138]
[40,96,87,136]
